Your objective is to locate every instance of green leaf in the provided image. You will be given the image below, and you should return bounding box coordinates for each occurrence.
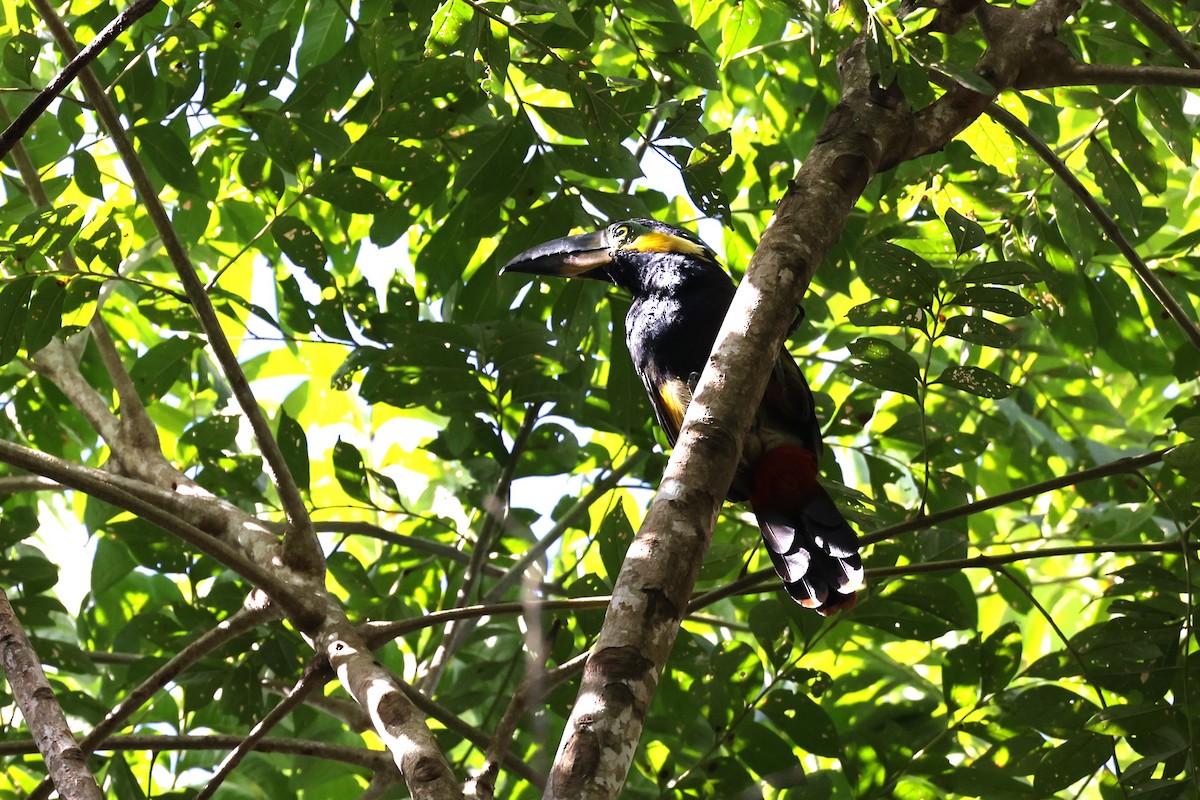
[1033,733,1110,793]
[944,208,985,255]
[855,576,977,640]
[24,276,67,353]
[1163,441,1200,476]
[72,150,105,200]
[948,286,1035,317]
[935,365,1014,398]
[846,298,927,329]
[132,122,204,196]
[995,685,1100,738]
[1084,137,1142,235]
[3,31,40,83]
[1083,267,1168,376]
[0,275,36,365]
[980,621,1022,695]
[1051,178,1094,265]
[277,410,310,492]
[957,260,1044,286]
[1136,85,1192,165]
[332,438,371,503]
[1107,107,1167,194]
[720,0,762,64]
[296,0,347,69]
[425,0,481,56]
[844,337,921,398]
[310,172,388,214]
[1085,703,1179,737]
[940,315,1016,347]
[858,241,940,306]
[129,337,204,401]
[91,536,137,596]
[681,130,732,218]
[943,637,981,712]
[760,689,841,757]
[271,215,329,271]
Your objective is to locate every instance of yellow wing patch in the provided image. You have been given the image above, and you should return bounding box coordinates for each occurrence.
[628,232,711,258]
[657,377,692,437]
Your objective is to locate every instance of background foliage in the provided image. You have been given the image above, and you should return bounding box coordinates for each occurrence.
[0,0,1198,797]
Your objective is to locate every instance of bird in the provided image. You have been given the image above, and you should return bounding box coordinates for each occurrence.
[501,218,863,614]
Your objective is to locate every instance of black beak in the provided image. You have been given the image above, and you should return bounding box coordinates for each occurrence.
[499,231,612,280]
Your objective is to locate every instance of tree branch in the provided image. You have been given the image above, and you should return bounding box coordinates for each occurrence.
[1017,60,1200,89]
[0,103,162,455]
[1111,0,1200,68]
[0,475,60,494]
[0,0,160,160]
[319,624,465,800]
[397,682,547,790]
[0,437,321,628]
[542,38,912,799]
[905,0,1084,161]
[483,449,648,602]
[195,659,329,800]
[0,587,103,800]
[0,734,398,772]
[31,0,323,575]
[419,401,543,697]
[28,606,276,800]
[863,447,1171,546]
[467,652,588,799]
[981,102,1200,352]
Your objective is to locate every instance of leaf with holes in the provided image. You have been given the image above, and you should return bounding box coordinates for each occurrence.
[941,315,1016,347]
[948,286,1035,317]
[944,208,985,255]
[935,365,1014,398]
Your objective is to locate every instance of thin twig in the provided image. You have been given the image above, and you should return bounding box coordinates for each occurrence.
[467,651,587,799]
[695,540,1200,607]
[483,449,647,601]
[396,683,546,790]
[419,402,544,696]
[0,734,397,771]
[862,448,1171,546]
[194,659,330,800]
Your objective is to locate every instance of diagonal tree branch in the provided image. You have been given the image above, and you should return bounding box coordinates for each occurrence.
[982,102,1200,352]
[0,437,321,627]
[542,36,913,799]
[31,0,323,575]
[195,659,330,800]
[1018,61,1200,89]
[0,0,160,160]
[1111,0,1200,68]
[319,624,465,799]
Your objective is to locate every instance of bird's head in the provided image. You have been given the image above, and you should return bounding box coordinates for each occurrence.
[500,218,721,295]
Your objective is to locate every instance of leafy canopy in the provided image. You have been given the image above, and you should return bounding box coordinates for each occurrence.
[0,0,1198,797]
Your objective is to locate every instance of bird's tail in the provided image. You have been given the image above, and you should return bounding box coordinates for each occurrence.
[748,446,864,615]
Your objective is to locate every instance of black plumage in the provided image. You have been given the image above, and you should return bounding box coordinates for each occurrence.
[502,218,863,613]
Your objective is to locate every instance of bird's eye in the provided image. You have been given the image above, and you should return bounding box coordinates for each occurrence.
[612,224,629,242]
